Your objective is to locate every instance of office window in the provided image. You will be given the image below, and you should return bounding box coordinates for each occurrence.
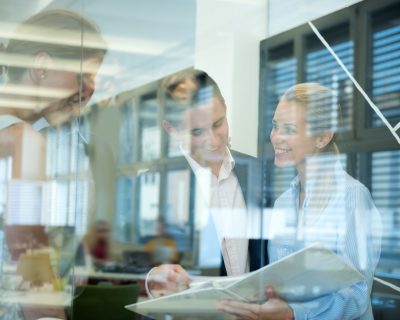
[262,42,297,137]
[259,2,400,292]
[370,2,400,127]
[371,150,400,274]
[114,175,134,243]
[56,125,71,176]
[139,94,160,161]
[137,171,160,238]
[118,104,136,164]
[165,168,191,251]
[306,23,353,133]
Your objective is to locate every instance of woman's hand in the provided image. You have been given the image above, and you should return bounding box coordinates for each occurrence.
[218,287,294,320]
[146,264,191,298]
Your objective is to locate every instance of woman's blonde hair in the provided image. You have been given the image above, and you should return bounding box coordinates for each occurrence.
[282,82,340,155]
[4,9,107,82]
[281,83,342,219]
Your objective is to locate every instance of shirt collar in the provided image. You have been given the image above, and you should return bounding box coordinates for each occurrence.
[32,117,50,132]
[180,145,235,182]
[289,153,344,194]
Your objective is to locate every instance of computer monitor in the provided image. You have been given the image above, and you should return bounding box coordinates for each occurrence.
[122,251,151,273]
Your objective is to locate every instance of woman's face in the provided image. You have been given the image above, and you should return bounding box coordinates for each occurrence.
[40,55,103,126]
[270,98,318,170]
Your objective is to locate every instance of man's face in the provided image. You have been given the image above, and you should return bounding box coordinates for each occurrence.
[179,97,229,165]
[41,55,103,126]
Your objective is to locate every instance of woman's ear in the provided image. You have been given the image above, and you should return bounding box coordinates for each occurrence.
[316,132,334,149]
[29,51,52,84]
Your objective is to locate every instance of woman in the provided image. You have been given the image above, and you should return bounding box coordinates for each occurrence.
[219,83,382,320]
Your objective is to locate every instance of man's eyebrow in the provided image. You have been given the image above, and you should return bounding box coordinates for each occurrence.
[213,116,225,124]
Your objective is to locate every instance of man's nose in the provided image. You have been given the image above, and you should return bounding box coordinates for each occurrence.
[80,74,96,102]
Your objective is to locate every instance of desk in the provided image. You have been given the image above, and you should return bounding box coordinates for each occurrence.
[73,268,147,281]
[0,290,70,320]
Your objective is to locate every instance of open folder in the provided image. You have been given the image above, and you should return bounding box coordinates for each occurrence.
[126,244,364,317]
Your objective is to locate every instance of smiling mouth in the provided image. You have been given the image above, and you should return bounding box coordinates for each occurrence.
[275,148,291,154]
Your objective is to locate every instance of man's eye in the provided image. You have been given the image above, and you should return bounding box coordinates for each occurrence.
[272,122,278,130]
[213,119,224,128]
[191,128,205,137]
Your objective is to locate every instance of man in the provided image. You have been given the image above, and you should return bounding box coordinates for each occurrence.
[146,69,268,297]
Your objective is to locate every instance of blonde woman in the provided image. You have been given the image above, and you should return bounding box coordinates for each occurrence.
[219,83,382,320]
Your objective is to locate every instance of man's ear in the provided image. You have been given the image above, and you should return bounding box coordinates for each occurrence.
[29,51,52,84]
[316,132,334,149]
[162,120,177,136]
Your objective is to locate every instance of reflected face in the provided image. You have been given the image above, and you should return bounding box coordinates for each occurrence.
[270,99,317,169]
[180,97,229,164]
[41,55,103,126]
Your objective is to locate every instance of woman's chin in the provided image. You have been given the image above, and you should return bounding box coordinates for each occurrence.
[274,158,294,168]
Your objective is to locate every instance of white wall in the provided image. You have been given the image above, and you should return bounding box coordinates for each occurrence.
[195,0,268,157]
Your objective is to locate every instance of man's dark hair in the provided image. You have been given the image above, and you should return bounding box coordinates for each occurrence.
[158,69,225,127]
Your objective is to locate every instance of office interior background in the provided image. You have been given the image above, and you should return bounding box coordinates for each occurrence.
[0,0,399,319]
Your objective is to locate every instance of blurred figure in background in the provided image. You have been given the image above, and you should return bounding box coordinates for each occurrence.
[144,218,179,266]
[83,220,111,266]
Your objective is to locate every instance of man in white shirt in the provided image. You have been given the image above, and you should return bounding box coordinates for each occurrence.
[146,69,267,297]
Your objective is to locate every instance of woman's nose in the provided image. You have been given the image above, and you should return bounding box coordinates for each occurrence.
[270,128,283,143]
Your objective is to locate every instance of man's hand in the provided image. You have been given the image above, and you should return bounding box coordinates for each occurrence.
[217,287,294,320]
[146,264,191,298]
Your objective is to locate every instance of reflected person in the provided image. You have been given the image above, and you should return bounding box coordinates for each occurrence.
[146,69,268,297]
[219,83,382,320]
[0,9,106,320]
[0,9,106,132]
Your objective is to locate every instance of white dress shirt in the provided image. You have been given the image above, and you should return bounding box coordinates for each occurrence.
[183,147,249,276]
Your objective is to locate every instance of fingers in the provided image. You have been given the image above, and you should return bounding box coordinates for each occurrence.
[170,264,192,284]
[265,286,277,299]
[218,300,260,320]
[148,264,191,297]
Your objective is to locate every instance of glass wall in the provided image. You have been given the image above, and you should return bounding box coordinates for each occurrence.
[0,0,398,319]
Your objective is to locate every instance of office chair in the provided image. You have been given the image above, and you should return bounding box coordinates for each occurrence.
[70,284,139,320]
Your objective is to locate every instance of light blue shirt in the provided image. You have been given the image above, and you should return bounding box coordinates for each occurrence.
[269,157,382,320]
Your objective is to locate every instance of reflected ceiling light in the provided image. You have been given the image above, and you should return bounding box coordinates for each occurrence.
[0,22,174,55]
[0,98,37,109]
[0,84,71,99]
[0,52,118,75]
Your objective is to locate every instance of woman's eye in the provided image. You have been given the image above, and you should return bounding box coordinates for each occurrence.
[285,126,297,134]
[272,122,278,130]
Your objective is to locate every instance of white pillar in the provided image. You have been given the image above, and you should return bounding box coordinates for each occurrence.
[195,0,268,157]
